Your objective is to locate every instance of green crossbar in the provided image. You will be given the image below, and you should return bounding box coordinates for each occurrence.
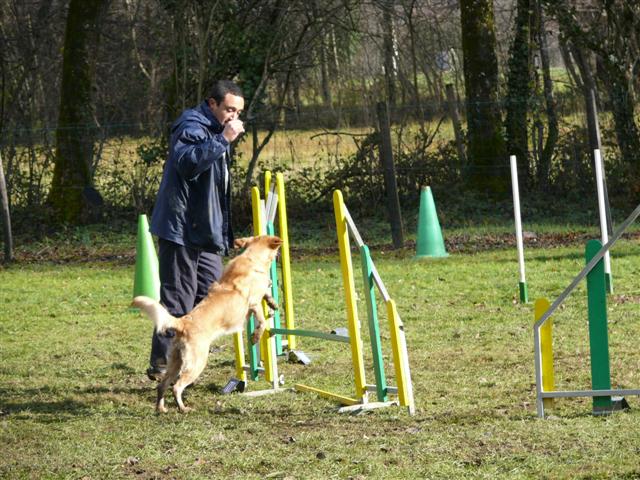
[360,245,388,402]
[269,328,350,344]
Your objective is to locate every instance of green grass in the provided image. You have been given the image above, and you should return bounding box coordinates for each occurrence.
[2,231,640,479]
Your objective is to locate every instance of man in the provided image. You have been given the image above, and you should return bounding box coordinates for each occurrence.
[146,80,245,380]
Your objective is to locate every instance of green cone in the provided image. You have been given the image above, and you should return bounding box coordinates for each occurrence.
[416,186,448,258]
[133,214,160,300]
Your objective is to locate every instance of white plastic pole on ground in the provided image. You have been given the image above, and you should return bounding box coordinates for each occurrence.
[510,155,528,303]
[594,149,613,293]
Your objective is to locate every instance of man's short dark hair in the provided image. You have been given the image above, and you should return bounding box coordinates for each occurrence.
[209,80,244,104]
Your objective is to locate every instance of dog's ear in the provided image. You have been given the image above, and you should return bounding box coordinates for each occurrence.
[234,237,254,249]
[268,236,283,249]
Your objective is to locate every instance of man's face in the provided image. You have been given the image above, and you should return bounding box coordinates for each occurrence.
[208,93,244,125]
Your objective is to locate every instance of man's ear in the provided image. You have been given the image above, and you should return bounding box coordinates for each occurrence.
[268,236,283,249]
[234,237,253,249]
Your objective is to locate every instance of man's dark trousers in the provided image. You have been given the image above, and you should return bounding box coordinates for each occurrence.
[149,238,223,371]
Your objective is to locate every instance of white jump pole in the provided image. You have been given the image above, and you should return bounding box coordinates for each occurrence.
[593,149,613,293]
[510,155,528,303]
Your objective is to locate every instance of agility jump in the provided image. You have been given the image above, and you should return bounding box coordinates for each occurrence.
[291,190,414,414]
[228,173,415,414]
[227,171,296,394]
[533,202,640,418]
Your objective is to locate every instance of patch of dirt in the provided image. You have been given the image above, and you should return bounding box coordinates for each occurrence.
[4,230,639,265]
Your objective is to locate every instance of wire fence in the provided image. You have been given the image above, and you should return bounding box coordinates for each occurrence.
[0,95,636,229]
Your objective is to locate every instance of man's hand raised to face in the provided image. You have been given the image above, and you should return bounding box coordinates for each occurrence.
[222,119,244,143]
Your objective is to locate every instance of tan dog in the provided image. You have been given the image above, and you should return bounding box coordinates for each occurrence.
[133,235,282,413]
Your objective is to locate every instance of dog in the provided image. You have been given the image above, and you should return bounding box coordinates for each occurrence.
[132,235,282,413]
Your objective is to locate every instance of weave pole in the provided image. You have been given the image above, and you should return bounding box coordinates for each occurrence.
[509,155,528,303]
[593,150,613,293]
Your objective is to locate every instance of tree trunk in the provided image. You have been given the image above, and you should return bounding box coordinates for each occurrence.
[405,0,423,122]
[376,102,404,249]
[48,0,109,223]
[318,36,333,109]
[570,43,601,151]
[536,1,558,190]
[558,37,583,92]
[459,0,506,194]
[598,63,640,172]
[163,3,188,134]
[380,0,397,108]
[446,83,466,169]
[505,0,532,183]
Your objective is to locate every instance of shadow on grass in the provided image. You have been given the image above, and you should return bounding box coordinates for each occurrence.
[110,362,138,374]
[486,246,640,266]
[1,397,90,418]
[0,382,151,421]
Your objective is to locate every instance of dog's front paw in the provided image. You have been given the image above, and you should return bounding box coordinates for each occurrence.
[156,405,168,414]
[266,298,279,311]
[178,406,193,413]
[251,330,262,344]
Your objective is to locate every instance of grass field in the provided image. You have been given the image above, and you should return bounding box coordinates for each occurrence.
[2,222,640,478]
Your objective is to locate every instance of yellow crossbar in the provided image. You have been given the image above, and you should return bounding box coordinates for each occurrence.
[294,384,359,406]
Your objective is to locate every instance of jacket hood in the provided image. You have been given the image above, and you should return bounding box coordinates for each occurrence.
[175,101,224,135]
[198,101,224,134]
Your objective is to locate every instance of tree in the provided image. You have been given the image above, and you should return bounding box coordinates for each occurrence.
[459,0,507,194]
[549,1,640,187]
[379,0,398,107]
[505,0,533,183]
[48,0,109,223]
[533,0,558,189]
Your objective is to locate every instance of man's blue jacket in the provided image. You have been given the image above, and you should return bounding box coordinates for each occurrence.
[150,101,234,255]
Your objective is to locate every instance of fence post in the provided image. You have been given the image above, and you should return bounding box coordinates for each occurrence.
[376,101,404,249]
[0,152,13,263]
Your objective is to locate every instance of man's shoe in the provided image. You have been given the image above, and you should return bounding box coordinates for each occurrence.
[146,365,166,382]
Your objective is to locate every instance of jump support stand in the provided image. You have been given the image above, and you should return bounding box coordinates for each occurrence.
[533,201,640,418]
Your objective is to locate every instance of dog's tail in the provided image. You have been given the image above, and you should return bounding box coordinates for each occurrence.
[132,296,182,335]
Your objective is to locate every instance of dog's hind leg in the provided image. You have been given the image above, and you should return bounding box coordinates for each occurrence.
[156,350,182,413]
[156,376,172,414]
[173,347,208,413]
